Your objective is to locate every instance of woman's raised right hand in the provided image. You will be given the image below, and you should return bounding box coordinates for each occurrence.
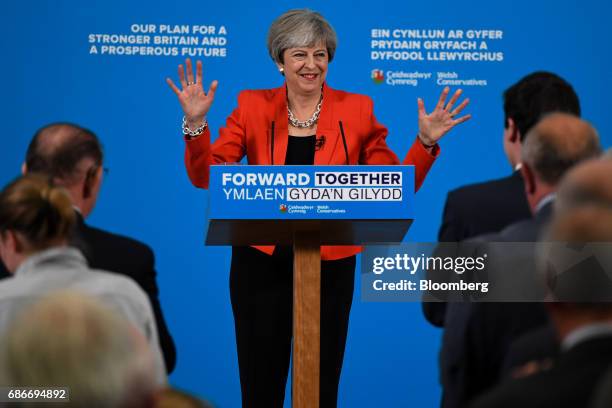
[166,58,218,129]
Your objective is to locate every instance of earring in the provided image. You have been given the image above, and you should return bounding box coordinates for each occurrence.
[279,67,284,75]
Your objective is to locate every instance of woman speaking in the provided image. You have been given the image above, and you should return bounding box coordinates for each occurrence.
[167,9,470,407]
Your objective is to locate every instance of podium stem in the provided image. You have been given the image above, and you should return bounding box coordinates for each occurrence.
[292,230,321,408]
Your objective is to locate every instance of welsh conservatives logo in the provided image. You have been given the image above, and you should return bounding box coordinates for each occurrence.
[371,69,384,84]
[279,204,287,213]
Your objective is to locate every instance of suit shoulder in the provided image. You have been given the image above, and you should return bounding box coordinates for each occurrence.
[445,174,526,216]
[75,222,158,290]
[448,175,518,200]
[80,224,153,258]
[498,218,537,241]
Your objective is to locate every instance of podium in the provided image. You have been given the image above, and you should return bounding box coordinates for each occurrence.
[205,165,415,407]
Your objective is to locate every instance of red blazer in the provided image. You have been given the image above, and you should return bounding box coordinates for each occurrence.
[185,83,439,260]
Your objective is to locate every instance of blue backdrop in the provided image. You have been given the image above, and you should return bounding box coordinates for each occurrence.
[1,1,610,406]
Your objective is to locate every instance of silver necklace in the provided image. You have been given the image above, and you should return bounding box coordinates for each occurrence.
[287,95,323,128]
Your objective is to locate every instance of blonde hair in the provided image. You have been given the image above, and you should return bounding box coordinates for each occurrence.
[0,174,75,250]
[0,292,157,407]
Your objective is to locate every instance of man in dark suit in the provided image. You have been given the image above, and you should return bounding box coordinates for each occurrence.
[438,114,602,408]
[0,123,176,373]
[470,204,612,408]
[426,72,582,328]
[438,71,581,243]
[501,156,612,379]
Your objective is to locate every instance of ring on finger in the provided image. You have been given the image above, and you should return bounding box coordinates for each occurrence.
[187,81,195,86]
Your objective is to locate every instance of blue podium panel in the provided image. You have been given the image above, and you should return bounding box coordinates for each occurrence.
[206,165,416,245]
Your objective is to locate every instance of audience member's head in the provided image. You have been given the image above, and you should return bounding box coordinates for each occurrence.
[555,156,612,215]
[519,113,600,212]
[0,291,158,408]
[502,71,581,167]
[0,174,75,273]
[24,123,104,217]
[537,155,612,339]
[539,206,612,340]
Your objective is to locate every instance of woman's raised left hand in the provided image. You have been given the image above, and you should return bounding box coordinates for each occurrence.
[417,87,471,146]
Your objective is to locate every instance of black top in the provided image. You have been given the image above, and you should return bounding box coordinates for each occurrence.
[285,135,316,165]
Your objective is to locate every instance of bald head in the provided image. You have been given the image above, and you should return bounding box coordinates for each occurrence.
[540,206,612,309]
[25,123,103,186]
[556,156,612,214]
[549,206,612,242]
[521,113,601,185]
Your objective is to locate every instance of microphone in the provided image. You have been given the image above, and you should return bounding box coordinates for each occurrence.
[270,121,275,164]
[315,135,326,151]
[339,121,349,165]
